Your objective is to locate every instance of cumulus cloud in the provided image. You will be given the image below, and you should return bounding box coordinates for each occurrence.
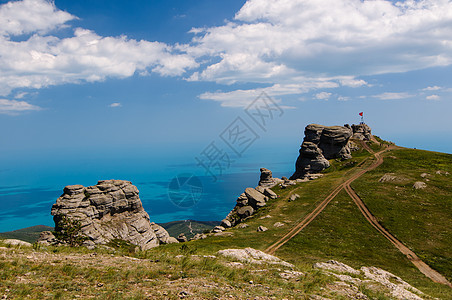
[0,0,75,36]
[373,92,413,100]
[0,99,41,114]
[183,0,452,105]
[0,0,197,96]
[314,92,332,100]
[109,102,122,108]
[199,80,338,107]
[422,86,442,91]
[426,94,440,101]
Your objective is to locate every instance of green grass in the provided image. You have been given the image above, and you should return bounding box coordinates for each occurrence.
[352,149,452,283]
[1,143,451,299]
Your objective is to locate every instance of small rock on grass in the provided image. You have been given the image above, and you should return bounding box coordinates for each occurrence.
[413,181,427,190]
[257,225,268,232]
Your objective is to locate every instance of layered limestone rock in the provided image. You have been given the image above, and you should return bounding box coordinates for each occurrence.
[291,124,353,179]
[49,180,177,249]
[351,123,372,141]
[258,168,282,187]
[220,172,279,229]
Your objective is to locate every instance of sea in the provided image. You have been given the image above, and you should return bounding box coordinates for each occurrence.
[0,144,297,232]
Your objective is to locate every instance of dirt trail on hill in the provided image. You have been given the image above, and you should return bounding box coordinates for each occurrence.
[344,147,452,287]
[265,142,452,287]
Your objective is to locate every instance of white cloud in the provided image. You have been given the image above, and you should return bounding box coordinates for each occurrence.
[0,0,198,96]
[109,102,122,108]
[426,94,440,101]
[0,99,41,114]
[314,92,331,100]
[338,96,350,101]
[198,80,338,107]
[422,86,442,91]
[373,92,413,100]
[183,0,452,103]
[340,78,368,88]
[0,0,75,36]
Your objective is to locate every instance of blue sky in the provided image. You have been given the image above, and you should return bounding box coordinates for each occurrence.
[1,0,452,158]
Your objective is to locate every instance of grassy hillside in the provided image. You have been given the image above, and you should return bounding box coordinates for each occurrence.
[159,220,220,239]
[0,225,53,243]
[1,142,451,299]
[351,149,452,282]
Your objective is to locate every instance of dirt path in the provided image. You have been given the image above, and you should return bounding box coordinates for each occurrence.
[265,145,386,255]
[344,150,452,287]
[265,143,452,287]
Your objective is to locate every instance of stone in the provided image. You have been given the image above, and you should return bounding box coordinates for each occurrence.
[191,233,207,240]
[1,239,32,247]
[289,194,300,202]
[236,223,249,229]
[257,225,268,232]
[237,205,254,218]
[379,173,397,182]
[263,187,278,199]
[218,247,294,267]
[245,187,268,208]
[37,231,57,245]
[291,124,354,179]
[273,222,285,227]
[351,123,372,141]
[50,180,171,250]
[314,260,360,275]
[236,193,249,206]
[413,182,427,189]
[221,219,232,228]
[177,233,188,243]
[420,173,430,178]
[258,168,279,187]
[212,226,225,233]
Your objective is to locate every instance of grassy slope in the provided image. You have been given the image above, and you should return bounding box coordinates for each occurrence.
[0,225,54,243]
[160,144,451,298]
[1,142,451,299]
[351,149,452,282]
[158,220,220,239]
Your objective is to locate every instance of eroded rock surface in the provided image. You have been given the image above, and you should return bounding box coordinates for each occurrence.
[49,180,176,250]
[291,124,353,179]
[352,123,372,141]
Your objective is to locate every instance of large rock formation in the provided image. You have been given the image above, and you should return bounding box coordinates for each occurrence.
[291,124,353,179]
[258,168,282,187]
[351,123,372,140]
[49,180,177,249]
[220,174,279,228]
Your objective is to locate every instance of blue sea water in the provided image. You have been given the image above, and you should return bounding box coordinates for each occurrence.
[0,145,297,232]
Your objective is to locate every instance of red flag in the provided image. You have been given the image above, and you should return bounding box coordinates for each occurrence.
[359,112,363,116]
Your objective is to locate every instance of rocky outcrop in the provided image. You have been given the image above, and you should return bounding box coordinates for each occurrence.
[291,124,353,179]
[220,173,279,229]
[351,123,372,140]
[258,168,282,187]
[49,180,177,250]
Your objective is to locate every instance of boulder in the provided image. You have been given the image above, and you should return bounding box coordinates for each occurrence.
[289,194,300,202]
[51,180,171,250]
[413,182,427,190]
[177,233,188,243]
[237,206,254,218]
[258,168,281,187]
[257,225,268,232]
[1,239,32,247]
[37,231,57,245]
[245,188,268,208]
